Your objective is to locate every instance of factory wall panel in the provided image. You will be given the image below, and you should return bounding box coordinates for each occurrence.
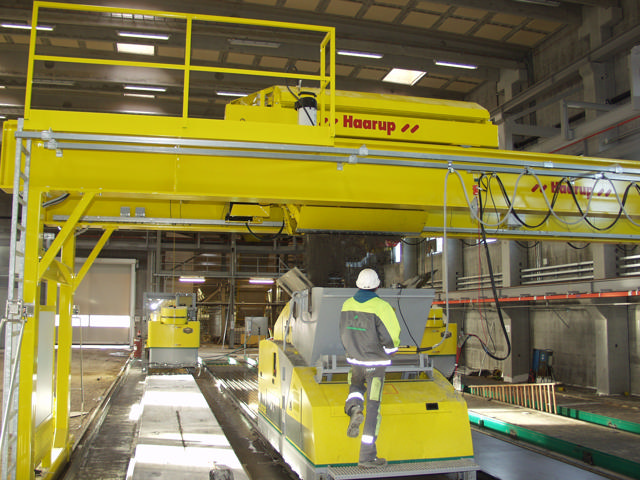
[531,307,596,388]
[72,259,135,345]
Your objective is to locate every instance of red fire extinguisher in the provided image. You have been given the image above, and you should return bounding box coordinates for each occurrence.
[133,331,142,358]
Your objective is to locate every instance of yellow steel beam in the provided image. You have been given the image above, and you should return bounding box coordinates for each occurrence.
[1,126,638,240]
[40,259,73,287]
[73,227,115,292]
[18,189,45,479]
[38,192,95,282]
[53,231,74,457]
[16,111,333,145]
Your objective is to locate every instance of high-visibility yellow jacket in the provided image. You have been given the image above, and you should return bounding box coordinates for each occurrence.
[340,290,401,366]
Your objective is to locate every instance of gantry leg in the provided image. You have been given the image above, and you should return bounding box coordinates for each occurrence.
[15,190,97,480]
[53,231,75,454]
[16,188,44,480]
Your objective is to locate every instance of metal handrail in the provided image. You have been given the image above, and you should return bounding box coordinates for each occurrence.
[468,382,557,414]
[27,2,336,128]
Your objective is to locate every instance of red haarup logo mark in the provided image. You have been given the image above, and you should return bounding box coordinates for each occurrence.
[324,115,420,136]
[401,123,420,133]
[531,182,611,197]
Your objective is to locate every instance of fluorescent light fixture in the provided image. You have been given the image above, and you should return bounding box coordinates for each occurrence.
[118,31,170,40]
[249,278,274,285]
[124,85,166,92]
[0,85,6,89]
[179,275,206,283]
[434,60,478,70]
[337,50,383,59]
[117,42,155,55]
[216,91,246,97]
[229,39,280,48]
[1,23,54,31]
[124,93,155,99]
[0,115,6,119]
[382,68,426,86]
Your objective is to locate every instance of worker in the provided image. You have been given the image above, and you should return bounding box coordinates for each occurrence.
[339,268,401,469]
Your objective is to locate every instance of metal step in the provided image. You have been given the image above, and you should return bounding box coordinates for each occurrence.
[327,457,479,480]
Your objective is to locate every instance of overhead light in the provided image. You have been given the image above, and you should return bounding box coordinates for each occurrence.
[228,39,280,48]
[0,115,6,119]
[117,42,155,56]
[513,0,560,6]
[179,276,206,283]
[118,31,170,41]
[120,109,163,115]
[0,85,6,89]
[434,60,478,70]
[124,85,166,92]
[1,23,54,31]
[382,68,426,86]
[337,50,383,59]
[216,91,246,97]
[249,278,274,285]
[123,93,155,99]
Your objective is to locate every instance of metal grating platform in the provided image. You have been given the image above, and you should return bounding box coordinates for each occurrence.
[327,457,479,479]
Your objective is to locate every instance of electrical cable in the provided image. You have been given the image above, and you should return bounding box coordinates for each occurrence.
[245,221,286,241]
[567,241,590,250]
[400,237,427,246]
[42,192,70,208]
[475,185,511,361]
[284,66,316,127]
[394,288,422,352]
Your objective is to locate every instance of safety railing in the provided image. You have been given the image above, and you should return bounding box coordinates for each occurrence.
[618,253,640,277]
[456,272,503,290]
[161,252,304,279]
[26,2,335,129]
[468,383,557,414]
[520,261,594,285]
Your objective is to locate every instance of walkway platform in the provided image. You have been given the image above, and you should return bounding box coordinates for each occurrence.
[128,373,249,480]
[464,390,640,479]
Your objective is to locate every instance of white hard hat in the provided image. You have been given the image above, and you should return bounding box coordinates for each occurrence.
[356,269,380,289]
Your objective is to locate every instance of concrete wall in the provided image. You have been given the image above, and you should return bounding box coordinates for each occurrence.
[420,239,640,394]
[530,306,596,388]
[631,307,640,394]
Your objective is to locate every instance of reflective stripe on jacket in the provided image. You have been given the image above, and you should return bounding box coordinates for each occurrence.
[340,291,401,366]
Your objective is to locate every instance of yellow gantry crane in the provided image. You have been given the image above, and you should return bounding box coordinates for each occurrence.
[2,3,640,479]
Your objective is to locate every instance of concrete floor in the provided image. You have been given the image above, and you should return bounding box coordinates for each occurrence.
[0,345,130,441]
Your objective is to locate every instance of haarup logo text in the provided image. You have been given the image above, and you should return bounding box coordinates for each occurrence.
[326,115,420,135]
[531,182,611,197]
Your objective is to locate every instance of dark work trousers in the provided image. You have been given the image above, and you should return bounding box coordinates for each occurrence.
[344,365,387,462]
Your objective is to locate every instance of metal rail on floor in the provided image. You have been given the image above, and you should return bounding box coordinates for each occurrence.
[469,410,640,480]
[557,406,640,436]
[467,383,557,414]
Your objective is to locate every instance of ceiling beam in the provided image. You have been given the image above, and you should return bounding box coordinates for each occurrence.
[411,0,582,23]
[559,0,619,6]
[101,0,531,61]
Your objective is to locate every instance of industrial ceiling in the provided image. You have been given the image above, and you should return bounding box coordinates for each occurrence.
[0,0,618,121]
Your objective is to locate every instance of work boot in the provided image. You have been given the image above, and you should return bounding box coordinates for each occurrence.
[358,457,387,468]
[346,406,364,438]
